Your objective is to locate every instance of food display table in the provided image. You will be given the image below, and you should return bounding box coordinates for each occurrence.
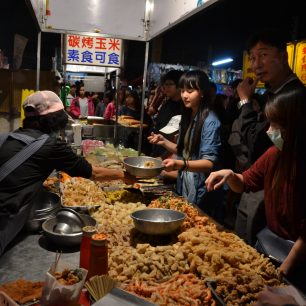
[0,181,286,305]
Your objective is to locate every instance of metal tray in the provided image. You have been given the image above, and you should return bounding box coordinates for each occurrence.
[92,288,156,306]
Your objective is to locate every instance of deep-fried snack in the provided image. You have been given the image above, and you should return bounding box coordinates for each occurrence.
[54,268,83,286]
[143,161,155,168]
[0,279,43,304]
[124,274,215,305]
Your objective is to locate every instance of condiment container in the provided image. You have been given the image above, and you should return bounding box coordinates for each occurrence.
[87,233,108,279]
[79,226,97,270]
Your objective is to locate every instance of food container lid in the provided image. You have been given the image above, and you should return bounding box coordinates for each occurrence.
[91,233,108,245]
[82,226,97,236]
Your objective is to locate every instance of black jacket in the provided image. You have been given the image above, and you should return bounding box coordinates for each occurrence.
[0,128,92,217]
[239,75,306,163]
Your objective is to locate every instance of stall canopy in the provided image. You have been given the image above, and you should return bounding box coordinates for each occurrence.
[27,0,220,41]
[26,0,220,152]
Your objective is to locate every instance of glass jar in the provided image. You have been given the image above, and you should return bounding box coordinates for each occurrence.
[79,226,97,270]
[87,233,108,279]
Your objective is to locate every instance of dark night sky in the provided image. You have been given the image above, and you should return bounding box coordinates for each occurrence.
[1,0,306,82]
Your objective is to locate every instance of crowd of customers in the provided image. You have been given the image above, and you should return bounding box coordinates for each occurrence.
[14,27,306,294]
[149,28,306,298]
[1,27,306,303]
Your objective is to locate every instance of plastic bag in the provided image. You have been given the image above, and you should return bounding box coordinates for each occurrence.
[40,259,87,306]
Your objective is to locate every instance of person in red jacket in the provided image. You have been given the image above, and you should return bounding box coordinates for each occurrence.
[70,86,95,119]
[103,90,116,120]
[205,87,306,291]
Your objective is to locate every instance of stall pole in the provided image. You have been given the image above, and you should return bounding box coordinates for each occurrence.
[36,31,41,91]
[114,68,120,146]
[137,41,150,155]
[61,34,66,84]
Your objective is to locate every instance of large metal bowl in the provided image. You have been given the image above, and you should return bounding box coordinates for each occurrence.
[130,208,186,235]
[28,189,61,218]
[42,214,96,246]
[123,156,164,178]
[26,190,61,232]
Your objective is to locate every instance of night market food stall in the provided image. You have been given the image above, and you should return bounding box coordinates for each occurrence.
[0,172,285,305]
[25,0,220,152]
[0,0,304,305]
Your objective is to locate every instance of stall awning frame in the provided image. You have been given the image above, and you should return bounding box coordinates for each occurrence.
[27,0,219,41]
[26,0,220,154]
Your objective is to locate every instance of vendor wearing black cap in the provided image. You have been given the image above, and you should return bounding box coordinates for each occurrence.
[0,90,124,255]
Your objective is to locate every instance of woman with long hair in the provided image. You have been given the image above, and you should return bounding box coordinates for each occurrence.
[205,87,306,281]
[148,70,224,221]
[119,90,142,119]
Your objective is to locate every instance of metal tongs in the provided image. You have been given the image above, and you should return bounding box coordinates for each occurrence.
[205,279,227,306]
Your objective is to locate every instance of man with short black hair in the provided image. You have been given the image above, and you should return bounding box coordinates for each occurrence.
[150,69,184,158]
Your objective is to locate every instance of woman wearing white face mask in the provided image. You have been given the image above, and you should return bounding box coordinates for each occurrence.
[266,124,284,151]
[205,87,306,291]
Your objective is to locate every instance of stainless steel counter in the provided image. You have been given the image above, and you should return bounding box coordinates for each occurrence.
[0,231,79,283]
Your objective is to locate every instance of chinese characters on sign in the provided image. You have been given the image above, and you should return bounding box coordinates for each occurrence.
[294,41,306,85]
[65,34,122,67]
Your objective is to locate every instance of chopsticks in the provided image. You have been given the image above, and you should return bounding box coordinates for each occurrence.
[51,251,62,274]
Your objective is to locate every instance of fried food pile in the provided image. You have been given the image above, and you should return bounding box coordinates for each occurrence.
[54,268,83,286]
[0,279,43,304]
[118,116,143,127]
[61,177,105,207]
[43,176,59,193]
[104,189,143,204]
[124,273,215,306]
[143,161,155,168]
[94,194,284,305]
[149,196,212,230]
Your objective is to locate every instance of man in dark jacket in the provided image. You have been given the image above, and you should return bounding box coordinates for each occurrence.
[150,69,184,159]
[235,28,306,245]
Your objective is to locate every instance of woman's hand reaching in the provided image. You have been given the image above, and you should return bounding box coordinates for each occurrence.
[205,169,234,191]
[205,169,244,193]
[254,286,299,306]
